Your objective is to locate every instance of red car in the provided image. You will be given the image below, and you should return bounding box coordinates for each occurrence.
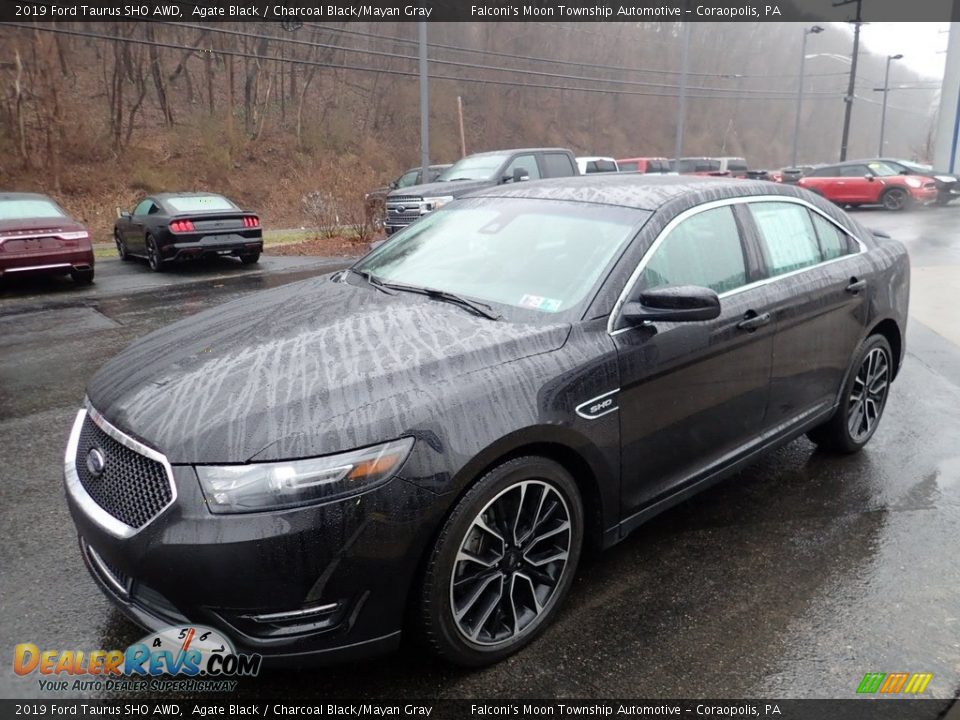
[0,193,94,283]
[798,161,937,211]
[617,157,673,174]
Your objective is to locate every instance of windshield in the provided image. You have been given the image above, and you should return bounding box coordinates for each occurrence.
[867,162,898,177]
[354,198,647,319]
[0,198,65,220]
[436,154,510,182]
[166,195,237,212]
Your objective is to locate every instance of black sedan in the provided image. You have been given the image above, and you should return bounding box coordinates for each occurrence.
[114,193,263,271]
[872,158,960,206]
[65,176,908,667]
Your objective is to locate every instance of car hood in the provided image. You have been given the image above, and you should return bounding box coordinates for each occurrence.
[387,179,492,199]
[86,274,570,464]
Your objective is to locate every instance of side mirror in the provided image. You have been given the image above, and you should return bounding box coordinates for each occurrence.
[503,168,530,183]
[622,285,721,324]
[117,208,131,219]
[389,180,398,189]
[900,170,910,175]
[865,175,875,182]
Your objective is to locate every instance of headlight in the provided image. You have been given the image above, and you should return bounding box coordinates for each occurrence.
[197,438,414,514]
[934,175,954,183]
[421,196,455,213]
[904,177,922,188]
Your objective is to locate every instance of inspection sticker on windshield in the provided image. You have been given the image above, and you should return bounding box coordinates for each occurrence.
[519,294,562,312]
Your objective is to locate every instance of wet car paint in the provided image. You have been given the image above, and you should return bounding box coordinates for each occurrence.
[60,177,910,664]
[0,204,958,698]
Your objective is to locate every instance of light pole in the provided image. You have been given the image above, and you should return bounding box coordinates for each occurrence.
[791,25,824,167]
[878,53,904,156]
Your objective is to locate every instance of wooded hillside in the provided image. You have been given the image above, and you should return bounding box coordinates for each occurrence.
[0,21,940,238]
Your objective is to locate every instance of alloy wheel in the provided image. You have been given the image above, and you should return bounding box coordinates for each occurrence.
[882,189,907,211]
[147,237,161,271]
[847,346,890,443]
[115,233,127,260]
[449,480,571,647]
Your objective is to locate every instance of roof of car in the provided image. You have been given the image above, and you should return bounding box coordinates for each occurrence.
[466,174,789,211]
[0,192,56,201]
[464,148,572,158]
[152,192,230,200]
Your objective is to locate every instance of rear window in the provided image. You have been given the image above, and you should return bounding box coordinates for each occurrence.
[165,196,237,212]
[586,160,618,174]
[619,161,639,172]
[542,153,576,178]
[0,198,65,220]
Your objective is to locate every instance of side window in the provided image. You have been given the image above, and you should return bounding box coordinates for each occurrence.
[541,153,575,178]
[396,170,419,188]
[809,166,835,178]
[504,154,541,181]
[133,199,154,216]
[840,165,870,177]
[749,202,822,276]
[639,206,747,295]
[810,211,853,261]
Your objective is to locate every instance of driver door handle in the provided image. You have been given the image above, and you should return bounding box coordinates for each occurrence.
[846,278,867,294]
[737,311,772,332]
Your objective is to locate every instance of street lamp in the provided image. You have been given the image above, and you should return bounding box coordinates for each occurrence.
[791,25,825,167]
[877,53,904,156]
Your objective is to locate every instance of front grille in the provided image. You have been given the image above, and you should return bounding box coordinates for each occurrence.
[385,196,423,227]
[75,414,173,529]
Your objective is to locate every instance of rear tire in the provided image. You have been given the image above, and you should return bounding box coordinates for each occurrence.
[416,456,583,667]
[146,235,165,272]
[239,252,260,265]
[880,187,909,211]
[70,268,94,285]
[807,335,893,454]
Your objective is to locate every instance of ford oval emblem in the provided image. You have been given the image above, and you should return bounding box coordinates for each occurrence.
[86,447,106,477]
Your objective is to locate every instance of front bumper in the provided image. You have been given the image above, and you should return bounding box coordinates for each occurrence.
[64,408,445,665]
[908,187,939,203]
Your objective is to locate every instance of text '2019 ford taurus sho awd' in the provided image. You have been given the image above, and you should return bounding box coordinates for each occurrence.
[65,176,909,666]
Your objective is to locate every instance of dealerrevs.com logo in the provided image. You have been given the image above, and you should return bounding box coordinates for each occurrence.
[14,625,261,693]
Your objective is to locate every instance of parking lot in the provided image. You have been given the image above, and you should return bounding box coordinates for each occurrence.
[2,207,959,701]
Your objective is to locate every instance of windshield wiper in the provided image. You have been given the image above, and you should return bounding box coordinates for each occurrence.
[383,282,502,321]
[444,177,474,181]
[349,267,396,295]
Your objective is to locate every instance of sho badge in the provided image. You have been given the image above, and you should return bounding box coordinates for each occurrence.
[575,390,619,420]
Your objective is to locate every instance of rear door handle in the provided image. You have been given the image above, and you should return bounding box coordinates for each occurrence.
[846,278,867,294]
[737,311,772,332]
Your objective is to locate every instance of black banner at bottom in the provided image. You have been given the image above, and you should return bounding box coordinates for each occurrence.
[1,699,957,720]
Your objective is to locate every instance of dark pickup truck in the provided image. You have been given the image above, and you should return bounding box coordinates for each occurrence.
[383,148,579,235]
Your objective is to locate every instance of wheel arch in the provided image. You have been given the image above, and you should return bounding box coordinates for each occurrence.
[868,317,903,379]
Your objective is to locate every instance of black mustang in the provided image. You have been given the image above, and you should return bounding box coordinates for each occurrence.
[114,192,263,271]
[68,176,908,667]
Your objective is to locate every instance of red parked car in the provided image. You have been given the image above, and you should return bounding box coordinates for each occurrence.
[798,161,937,211]
[0,192,94,284]
[617,157,673,174]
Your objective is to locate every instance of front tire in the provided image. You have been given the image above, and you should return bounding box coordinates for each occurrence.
[807,335,893,454]
[881,187,909,211]
[416,456,583,666]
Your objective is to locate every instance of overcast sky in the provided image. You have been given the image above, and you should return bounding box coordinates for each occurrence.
[838,22,950,79]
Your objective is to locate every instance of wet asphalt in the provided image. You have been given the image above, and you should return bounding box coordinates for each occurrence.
[1,211,959,703]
